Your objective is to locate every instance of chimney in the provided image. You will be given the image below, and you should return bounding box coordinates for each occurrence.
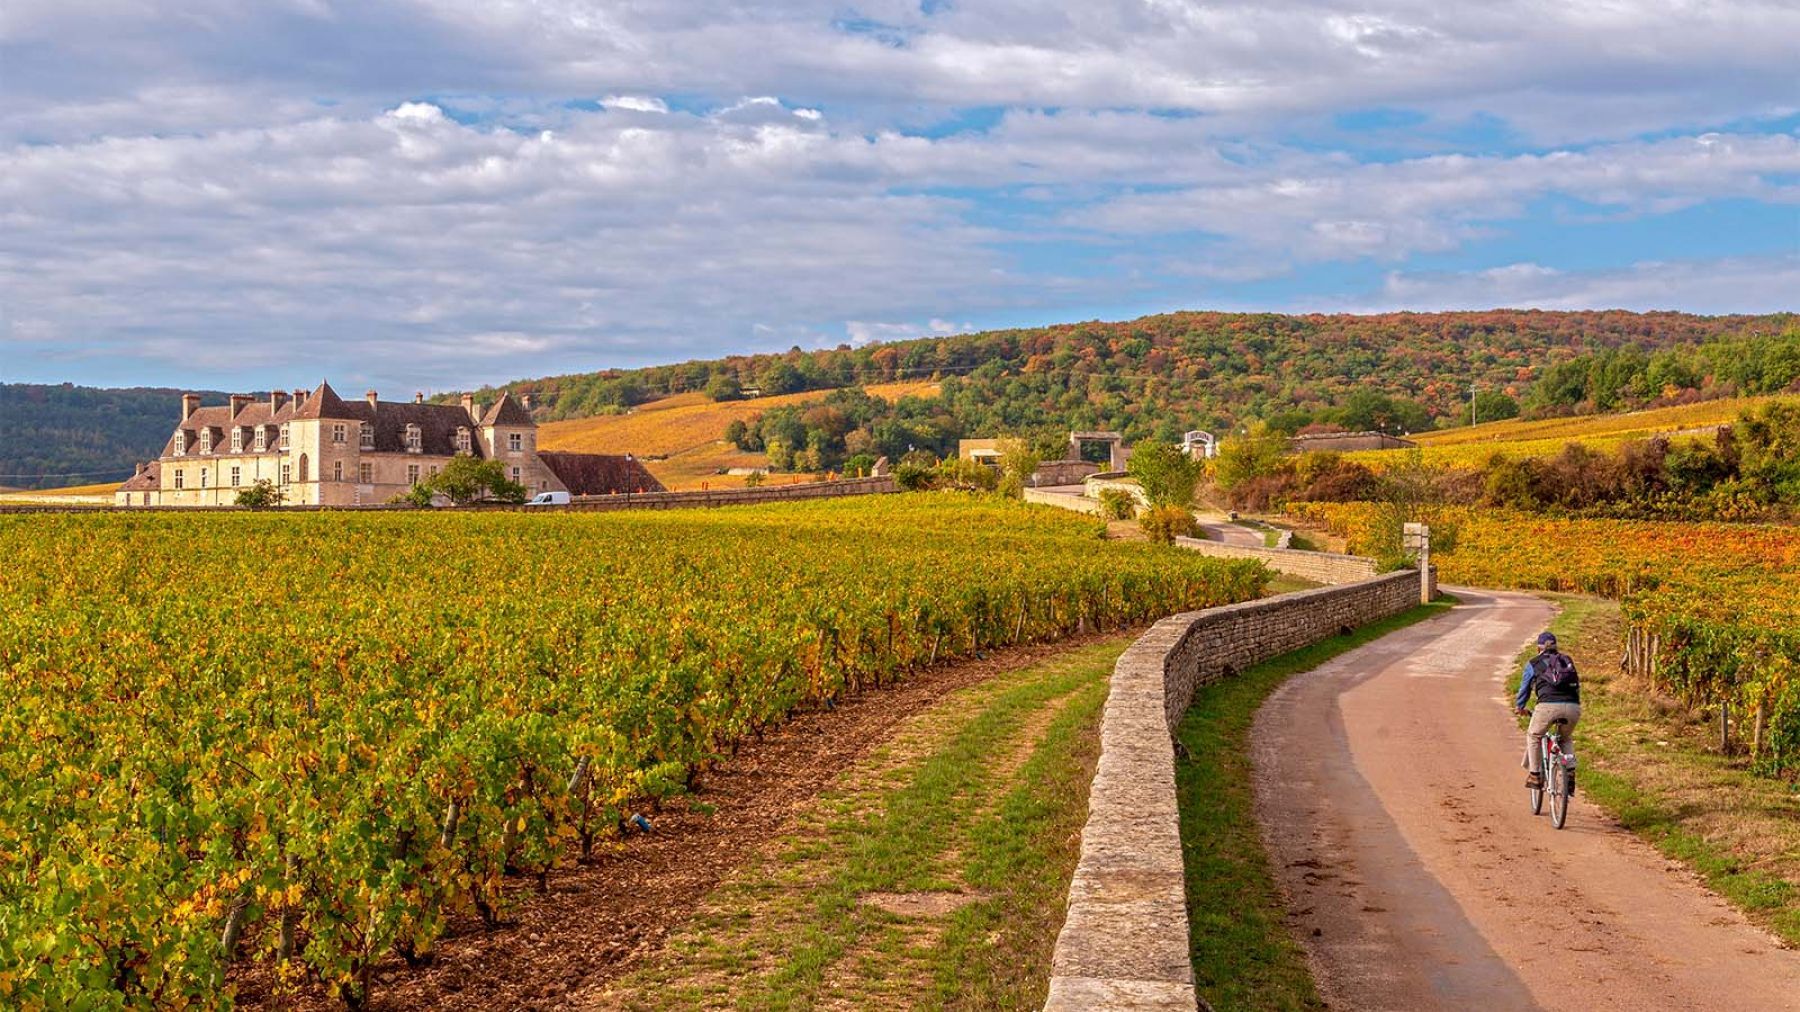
[462,393,477,421]
[366,389,379,411]
[414,391,424,404]
[521,393,534,411]
[271,390,288,413]
[181,393,201,420]
[229,394,252,418]
[135,461,145,476]
[292,388,307,409]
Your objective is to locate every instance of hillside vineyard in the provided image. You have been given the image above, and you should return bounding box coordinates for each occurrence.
[0,497,1265,1006]
[1297,503,1800,775]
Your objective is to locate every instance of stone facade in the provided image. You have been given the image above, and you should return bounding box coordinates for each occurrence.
[115,382,657,507]
[1045,570,1425,1011]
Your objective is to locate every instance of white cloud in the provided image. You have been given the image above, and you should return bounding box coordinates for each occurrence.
[602,95,668,114]
[1342,256,1800,315]
[3,2,1797,390]
[1078,132,1800,265]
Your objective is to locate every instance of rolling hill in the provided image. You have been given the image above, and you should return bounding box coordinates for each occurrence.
[537,381,938,488]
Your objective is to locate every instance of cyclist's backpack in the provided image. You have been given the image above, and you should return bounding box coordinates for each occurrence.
[1535,651,1577,689]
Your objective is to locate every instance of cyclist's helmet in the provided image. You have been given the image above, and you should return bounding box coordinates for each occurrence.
[1536,631,1558,648]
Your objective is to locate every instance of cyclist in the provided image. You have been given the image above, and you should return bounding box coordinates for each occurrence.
[1514,631,1580,794]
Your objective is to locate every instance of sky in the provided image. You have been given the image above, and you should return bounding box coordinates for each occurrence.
[2,1,1797,395]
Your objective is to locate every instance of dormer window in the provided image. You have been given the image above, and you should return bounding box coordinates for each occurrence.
[198,429,213,454]
[332,423,347,445]
[254,427,267,452]
[454,427,471,454]
[508,432,523,452]
[230,427,243,453]
[360,422,375,450]
[173,431,186,456]
[405,424,422,453]
[279,424,290,450]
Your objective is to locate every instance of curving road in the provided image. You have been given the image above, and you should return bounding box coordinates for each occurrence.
[1253,588,1800,1011]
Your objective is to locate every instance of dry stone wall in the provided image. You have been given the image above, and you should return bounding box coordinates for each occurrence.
[1174,535,1378,584]
[0,476,898,515]
[1045,569,1422,1011]
[1023,487,1103,515]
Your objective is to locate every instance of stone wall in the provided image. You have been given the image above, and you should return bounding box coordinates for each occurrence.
[1031,459,1102,486]
[546,475,896,511]
[1174,535,1378,585]
[1023,487,1103,515]
[1044,570,1423,1011]
[0,476,899,514]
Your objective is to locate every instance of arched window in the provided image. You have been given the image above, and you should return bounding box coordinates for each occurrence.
[298,454,309,482]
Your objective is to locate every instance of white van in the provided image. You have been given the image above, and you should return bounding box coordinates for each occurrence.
[525,490,571,506]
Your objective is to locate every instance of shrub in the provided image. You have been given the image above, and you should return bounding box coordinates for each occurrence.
[742,471,765,488]
[1097,487,1139,520]
[893,462,933,491]
[1127,440,1203,508]
[422,456,527,505]
[234,478,285,509]
[996,438,1041,499]
[1139,504,1199,543]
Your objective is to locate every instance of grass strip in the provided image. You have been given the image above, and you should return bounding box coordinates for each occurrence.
[615,638,1127,1010]
[1529,595,1800,945]
[1175,601,1453,1012]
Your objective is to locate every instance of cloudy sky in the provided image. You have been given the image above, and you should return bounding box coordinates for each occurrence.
[3,1,1797,393]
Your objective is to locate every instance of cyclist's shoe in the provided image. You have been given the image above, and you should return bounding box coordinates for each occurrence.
[1525,772,1544,789]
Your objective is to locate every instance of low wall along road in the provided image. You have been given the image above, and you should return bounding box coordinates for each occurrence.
[1044,567,1422,1010]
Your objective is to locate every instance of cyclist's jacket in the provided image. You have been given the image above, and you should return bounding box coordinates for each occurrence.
[1515,649,1580,707]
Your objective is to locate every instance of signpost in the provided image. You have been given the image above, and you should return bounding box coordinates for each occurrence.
[1403,522,1433,603]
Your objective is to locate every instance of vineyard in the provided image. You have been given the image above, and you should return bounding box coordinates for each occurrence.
[537,381,939,489]
[1341,395,1773,472]
[0,496,1264,1008]
[1292,503,1800,774]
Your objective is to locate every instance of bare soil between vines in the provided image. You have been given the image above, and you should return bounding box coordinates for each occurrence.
[237,630,1132,1011]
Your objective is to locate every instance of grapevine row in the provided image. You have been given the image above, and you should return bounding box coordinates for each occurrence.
[0,495,1266,1007]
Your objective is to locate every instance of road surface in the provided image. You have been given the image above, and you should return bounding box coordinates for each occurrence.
[1253,588,1800,1011]
[1195,517,1264,547]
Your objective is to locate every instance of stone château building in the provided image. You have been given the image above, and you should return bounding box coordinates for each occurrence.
[115,381,663,507]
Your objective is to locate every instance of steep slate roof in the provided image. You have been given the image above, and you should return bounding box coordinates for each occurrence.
[161,399,295,457]
[538,452,665,495]
[292,381,362,420]
[345,400,481,457]
[117,460,160,493]
[479,392,534,427]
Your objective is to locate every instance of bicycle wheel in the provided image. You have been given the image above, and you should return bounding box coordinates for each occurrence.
[1529,744,1545,815]
[1550,760,1569,829]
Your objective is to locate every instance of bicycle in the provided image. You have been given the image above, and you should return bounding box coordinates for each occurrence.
[1527,715,1576,829]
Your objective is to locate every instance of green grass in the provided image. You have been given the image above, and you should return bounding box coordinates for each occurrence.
[614,637,1127,1010]
[1529,595,1800,945]
[1174,601,1453,1012]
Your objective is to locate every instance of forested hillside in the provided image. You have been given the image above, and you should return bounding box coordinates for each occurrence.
[0,384,228,490]
[464,310,1797,472]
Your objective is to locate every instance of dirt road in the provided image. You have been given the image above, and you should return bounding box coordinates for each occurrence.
[1254,588,1800,1011]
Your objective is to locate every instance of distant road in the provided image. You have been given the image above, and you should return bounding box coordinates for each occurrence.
[1254,589,1800,1011]
[1194,518,1263,548]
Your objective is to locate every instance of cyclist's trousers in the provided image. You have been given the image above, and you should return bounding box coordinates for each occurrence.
[1523,703,1581,773]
